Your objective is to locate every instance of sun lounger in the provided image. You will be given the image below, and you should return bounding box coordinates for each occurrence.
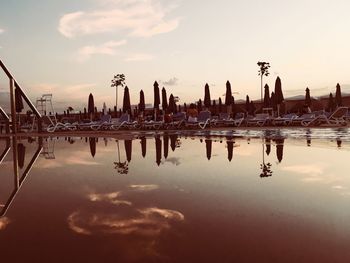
[246,113,270,127]
[272,113,298,126]
[185,110,211,129]
[110,113,139,130]
[90,114,112,130]
[167,112,186,129]
[301,107,348,126]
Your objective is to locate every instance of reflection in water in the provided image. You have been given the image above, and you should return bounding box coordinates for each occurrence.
[68,184,184,237]
[17,143,26,169]
[170,134,177,151]
[306,128,312,147]
[205,139,212,160]
[226,136,234,162]
[163,134,169,159]
[0,136,43,217]
[89,137,96,157]
[124,140,132,162]
[140,136,146,158]
[1,130,350,262]
[155,136,162,166]
[0,217,10,230]
[275,138,285,163]
[114,140,129,175]
[265,138,271,155]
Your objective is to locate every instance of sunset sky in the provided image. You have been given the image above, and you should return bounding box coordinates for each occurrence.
[1,0,350,110]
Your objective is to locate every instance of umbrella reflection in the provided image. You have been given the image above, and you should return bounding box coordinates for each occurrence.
[124,140,132,163]
[170,134,177,152]
[17,143,26,169]
[140,136,146,158]
[265,138,271,155]
[227,139,234,162]
[205,139,212,160]
[163,134,169,159]
[155,136,162,166]
[89,137,96,158]
[275,138,285,163]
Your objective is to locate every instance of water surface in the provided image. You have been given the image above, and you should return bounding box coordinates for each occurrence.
[1,128,350,262]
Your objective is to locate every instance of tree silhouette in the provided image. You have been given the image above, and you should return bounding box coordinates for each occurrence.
[111,74,126,111]
[257,61,270,102]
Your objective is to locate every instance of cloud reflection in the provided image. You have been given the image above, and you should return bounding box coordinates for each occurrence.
[88,191,132,206]
[67,207,184,236]
[68,185,184,237]
[0,217,10,230]
[129,184,159,191]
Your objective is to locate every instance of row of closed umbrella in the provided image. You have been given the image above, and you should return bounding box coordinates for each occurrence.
[87,79,343,117]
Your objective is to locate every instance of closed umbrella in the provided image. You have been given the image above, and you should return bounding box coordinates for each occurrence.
[168,94,177,114]
[263,84,270,107]
[197,99,203,112]
[139,90,145,113]
[327,93,335,112]
[155,136,162,166]
[153,81,160,109]
[225,81,232,114]
[335,83,342,107]
[163,134,169,159]
[15,87,24,113]
[140,136,146,158]
[249,101,256,116]
[103,102,107,115]
[270,92,277,111]
[122,86,131,113]
[124,140,132,162]
[17,143,26,169]
[88,93,94,120]
[162,87,168,111]
[245,95,250,113]
[89,137,96,158]
[274,77,284,116]
[218,97,223,113]
[212,99,217,115]
[305,88,311,107]
[204,83,211,108]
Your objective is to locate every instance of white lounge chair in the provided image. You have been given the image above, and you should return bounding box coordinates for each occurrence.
[185,110,211,129]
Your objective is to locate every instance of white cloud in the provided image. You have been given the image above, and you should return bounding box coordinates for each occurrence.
[77,40,127,61]
[58,0,179,38]
[161,77,179,86]
[0,28,4,34]
[124,53,154,62]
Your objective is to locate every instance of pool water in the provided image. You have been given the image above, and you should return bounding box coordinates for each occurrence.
[1,128,350,263]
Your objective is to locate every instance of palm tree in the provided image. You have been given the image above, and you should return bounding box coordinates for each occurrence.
[257,61,270,102]
[111,74,126,111]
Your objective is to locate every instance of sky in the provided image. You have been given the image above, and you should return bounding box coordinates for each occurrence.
[1,0,350,111]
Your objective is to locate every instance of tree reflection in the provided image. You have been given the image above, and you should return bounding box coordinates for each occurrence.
[114,140,129,175]
[260,138,273,178]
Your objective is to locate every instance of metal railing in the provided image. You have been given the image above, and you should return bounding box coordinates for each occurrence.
[0,59,42,133]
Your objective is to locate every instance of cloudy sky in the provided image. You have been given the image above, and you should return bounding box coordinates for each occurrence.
[1,0,350,110]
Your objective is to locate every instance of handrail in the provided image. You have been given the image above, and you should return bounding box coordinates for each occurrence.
[0,106,9,121]
[0,59,42,132]
[0,59,42,118]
